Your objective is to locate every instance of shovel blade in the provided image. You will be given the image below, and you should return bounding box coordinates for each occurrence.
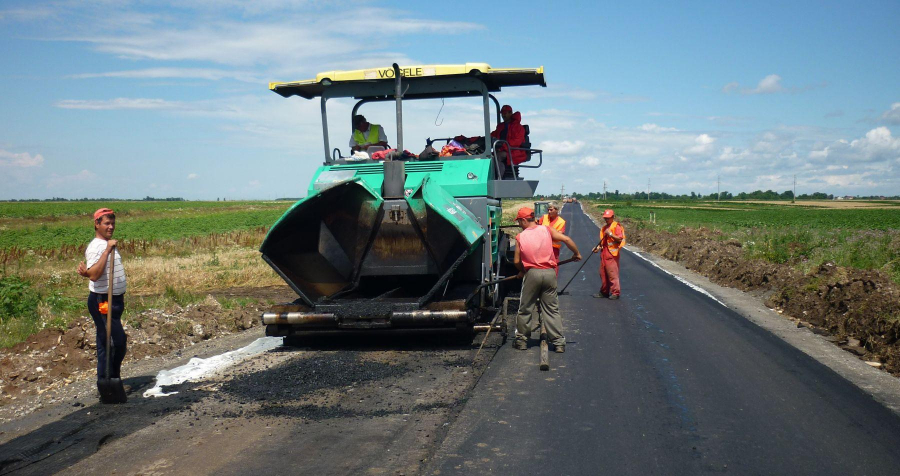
[98,377,127,404]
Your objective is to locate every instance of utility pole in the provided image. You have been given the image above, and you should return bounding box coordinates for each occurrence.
[647,178,651,202]
[717,175,720,202]
[560,184,565,199]
[603,180,607,200]
[792,174,796,203]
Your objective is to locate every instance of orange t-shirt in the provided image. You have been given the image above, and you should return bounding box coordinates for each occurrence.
[516,225,557,270]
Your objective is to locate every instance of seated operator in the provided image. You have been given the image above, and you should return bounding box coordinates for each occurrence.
[490,105,526,179]
[350,115,390,152]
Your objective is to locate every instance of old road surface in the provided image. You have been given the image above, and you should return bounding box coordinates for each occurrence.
[2,203,900,476]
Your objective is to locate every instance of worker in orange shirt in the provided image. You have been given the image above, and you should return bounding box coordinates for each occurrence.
[539,201,566,262]
[513,207,581,352]
[592,209,625,299]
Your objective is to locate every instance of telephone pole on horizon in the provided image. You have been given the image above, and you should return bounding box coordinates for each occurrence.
[560,184,565,199]
[717,175,721,202]
[647,178,651,202]
[603,180,607,200]
[792,174,796,204]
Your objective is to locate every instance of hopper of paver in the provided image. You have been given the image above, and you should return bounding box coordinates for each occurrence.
[260,169,486,329]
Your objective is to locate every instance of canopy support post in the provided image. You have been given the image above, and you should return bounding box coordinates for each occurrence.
[393,63,404,154]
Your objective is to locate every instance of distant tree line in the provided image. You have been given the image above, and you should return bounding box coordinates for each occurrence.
[547,190,899,201]
[3,196,185,202]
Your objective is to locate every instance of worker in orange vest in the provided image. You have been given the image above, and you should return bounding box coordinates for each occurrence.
[592,209,626,299]
[539,201,566,262]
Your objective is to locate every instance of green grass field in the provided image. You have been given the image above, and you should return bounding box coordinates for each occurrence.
[583,200,900,284]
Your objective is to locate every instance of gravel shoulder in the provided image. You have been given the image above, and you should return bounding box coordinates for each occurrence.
[0,327,503,475]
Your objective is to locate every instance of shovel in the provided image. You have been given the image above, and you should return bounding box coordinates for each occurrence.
[97,246,127,404]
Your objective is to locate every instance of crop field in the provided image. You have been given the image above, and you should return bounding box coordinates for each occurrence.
[0,200,293,348]
[582,199,900,284]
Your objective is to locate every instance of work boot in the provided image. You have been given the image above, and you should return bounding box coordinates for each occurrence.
[513,339,527,350]
[592,293,609,299]
[554,345,566,353]
[609,294,620,300]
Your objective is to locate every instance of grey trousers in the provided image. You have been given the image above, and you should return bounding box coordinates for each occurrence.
[516,268,565,346]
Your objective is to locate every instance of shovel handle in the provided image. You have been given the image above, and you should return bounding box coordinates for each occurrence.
[558,240,602,295]
[105,246,115,379]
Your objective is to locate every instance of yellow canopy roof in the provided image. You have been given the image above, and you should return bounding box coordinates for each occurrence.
[269,64,545,99]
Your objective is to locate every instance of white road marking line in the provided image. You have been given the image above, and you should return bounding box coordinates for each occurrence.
[143,337,283,398]
[629,251,727,307]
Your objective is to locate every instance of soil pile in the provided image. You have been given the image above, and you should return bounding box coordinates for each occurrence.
[623,222,900,373]
[0,295,264,405]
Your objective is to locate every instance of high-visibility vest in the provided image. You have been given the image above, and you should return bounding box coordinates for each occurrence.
[353,124,381,146]
[540,215,566,249]
[601,221,626,256]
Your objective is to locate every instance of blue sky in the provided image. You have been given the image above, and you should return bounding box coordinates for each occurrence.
[1,0,898,199]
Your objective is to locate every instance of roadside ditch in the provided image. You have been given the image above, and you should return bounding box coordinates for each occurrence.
[607,216,900,375]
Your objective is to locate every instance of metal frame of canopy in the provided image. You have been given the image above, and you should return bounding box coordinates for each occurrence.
[269,64,546,164]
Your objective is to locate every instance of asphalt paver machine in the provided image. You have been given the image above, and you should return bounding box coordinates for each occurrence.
[260,63,546,335]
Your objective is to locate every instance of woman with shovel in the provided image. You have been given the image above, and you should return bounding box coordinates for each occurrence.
[77,208,128,402]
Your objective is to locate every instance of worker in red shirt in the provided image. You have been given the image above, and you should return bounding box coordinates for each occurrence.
[592,209,626,299]
[490,105,526,179]
[513,207,581,353]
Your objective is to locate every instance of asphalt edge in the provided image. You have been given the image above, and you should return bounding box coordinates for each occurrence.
[578,204,900,416]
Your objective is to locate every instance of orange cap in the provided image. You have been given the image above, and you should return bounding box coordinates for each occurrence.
[93,208,114,221]
[602,209,614,218]
[516,207,534,220]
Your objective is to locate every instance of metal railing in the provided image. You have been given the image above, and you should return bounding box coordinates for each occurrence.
[491,139,543,179]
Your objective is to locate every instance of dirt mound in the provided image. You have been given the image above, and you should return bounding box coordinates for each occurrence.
[625,222,900,373]
[0,296,263,404]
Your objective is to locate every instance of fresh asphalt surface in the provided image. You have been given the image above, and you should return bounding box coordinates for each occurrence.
[429,203,900,475]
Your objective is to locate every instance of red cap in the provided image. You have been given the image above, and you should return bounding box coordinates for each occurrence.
[500,105,512,114]
[516,207,534,220]
[93,208,114,220]
[602,209,614,218]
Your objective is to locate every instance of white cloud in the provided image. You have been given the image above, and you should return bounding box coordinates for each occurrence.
[683,134,716,155]
[187,173,199,179]
[503,85,649,103]
[61,8,480,69]
[69,67,261,83]
[56,98,186,110]
[748,74,784,94]
[722,74,822,95]
[579,156,601,167]
[880,102,900,125]
[639,123,678,133]
[248,179,260,186]
[808,127,900,163]
[0,149,44,167]
[537,140,585,155]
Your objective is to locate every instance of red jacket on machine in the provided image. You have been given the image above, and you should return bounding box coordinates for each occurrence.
[490,111,527,165]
